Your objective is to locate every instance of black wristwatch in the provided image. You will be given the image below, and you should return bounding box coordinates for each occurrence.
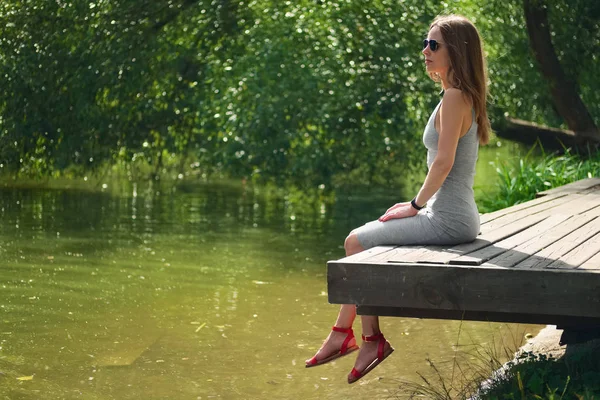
[411,197,425,210]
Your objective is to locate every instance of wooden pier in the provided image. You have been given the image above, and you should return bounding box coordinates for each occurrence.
[328,178,600,331]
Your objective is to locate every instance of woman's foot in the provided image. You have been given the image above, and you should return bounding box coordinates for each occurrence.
[348,332,394,383]
[305,326,359,367]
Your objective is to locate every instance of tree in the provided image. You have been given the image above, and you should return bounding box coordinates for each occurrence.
[0,0,598,186]
[490,0,599,149]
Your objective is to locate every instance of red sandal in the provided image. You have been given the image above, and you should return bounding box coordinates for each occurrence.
[347,332,394,384]
[305,326,359,368]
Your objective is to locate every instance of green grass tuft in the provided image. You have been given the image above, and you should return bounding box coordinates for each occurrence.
[478,148,600,213]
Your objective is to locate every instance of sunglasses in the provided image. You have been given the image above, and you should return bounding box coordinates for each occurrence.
[423,39,443,51]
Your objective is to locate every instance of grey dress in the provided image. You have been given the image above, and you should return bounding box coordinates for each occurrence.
[355,100,480,248]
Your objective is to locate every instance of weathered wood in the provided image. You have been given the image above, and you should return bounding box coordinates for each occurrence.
[514,216,600,269]
[394,213,548,265]
[479,191,599,227]
[484,212,600,269]
[451,214,571,266]
[578,246,600,270]
[547,232,600,270]
[356,306,600,327]
[340,245,395,263]
[480,205,554,232]
[480,212,547,238]
[327,262,600,318]
[479,192,599,227]
[561,193,600,214]
[387,245,450,263]
[366,246,423,263]
[479,193,569,224]
[536,178,600,197]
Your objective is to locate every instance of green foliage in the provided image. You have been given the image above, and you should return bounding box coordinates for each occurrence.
[480,351,600,399]
[0,0,598,187]
[479,148,600,212]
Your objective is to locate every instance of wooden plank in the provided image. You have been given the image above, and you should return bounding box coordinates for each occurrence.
[389,213,547,265]
[481,192,590,227]
[514,214,600,269]
[480,192,599,227]
[327,261,600,318]
[479,193,569,224]
[546,232,600,270]
[450,214,571,266]
[567,194,600,213]
[536,177,600,197]
[387,245,447,263]
[366,246,423,262]
[480,207,550,234]
[357,306,600,327]
[579,247,600,270]
[387,243,481,264]
[355,195,598,265]
[340,245,396,263]
[484,213,599,268]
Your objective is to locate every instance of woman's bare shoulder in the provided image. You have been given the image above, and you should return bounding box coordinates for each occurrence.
[442,88,471,110]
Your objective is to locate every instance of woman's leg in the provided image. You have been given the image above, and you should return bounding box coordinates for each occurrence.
[347,237,393,376]
[305,233,364,364]
[349,315,392,373]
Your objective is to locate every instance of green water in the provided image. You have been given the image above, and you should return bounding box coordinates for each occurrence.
[0,143,539,400]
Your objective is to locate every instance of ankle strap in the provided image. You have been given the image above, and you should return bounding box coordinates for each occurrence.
[362,332,387,361]
[362,332,385,342]
[332,326,353,334]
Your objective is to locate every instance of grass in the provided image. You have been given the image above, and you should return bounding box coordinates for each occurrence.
[477,147,600,213]
[392,327,600,400]
[391,323,527,399]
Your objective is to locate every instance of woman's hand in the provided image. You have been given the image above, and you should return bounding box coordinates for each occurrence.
[378,202,419,222]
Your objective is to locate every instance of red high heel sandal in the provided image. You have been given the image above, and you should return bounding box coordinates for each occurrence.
[347,332,394,384]
[305,326,359,368]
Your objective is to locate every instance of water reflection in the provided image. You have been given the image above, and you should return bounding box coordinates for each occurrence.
[0,146,537,399]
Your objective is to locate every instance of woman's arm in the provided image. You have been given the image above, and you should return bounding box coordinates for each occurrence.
[379,88,470,222]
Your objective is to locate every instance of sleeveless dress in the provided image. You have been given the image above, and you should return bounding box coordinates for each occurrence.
[355,100,480,248]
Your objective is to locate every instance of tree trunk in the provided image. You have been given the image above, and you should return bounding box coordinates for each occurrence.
[523,0,599,140]
[493,118,600,152]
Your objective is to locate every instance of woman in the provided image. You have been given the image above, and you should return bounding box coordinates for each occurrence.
[305,14,491,384]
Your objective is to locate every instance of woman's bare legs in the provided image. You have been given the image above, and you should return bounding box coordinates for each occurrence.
[304,233,364,365]
[343,235,393,375]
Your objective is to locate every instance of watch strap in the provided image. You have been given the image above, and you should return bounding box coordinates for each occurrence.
[411,198,425,210]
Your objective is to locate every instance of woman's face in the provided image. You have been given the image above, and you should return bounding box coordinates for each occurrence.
[422,26,450,77]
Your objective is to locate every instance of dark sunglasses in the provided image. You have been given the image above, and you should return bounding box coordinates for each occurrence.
[423,39,443,51]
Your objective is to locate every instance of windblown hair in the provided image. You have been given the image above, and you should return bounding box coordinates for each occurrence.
[430,15,491,145]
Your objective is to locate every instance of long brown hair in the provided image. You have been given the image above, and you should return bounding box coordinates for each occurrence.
[429,15,491,145]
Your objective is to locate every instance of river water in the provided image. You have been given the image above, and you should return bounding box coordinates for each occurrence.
[0,144,539,399]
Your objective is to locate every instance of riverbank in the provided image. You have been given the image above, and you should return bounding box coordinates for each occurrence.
[477,325,600,398]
